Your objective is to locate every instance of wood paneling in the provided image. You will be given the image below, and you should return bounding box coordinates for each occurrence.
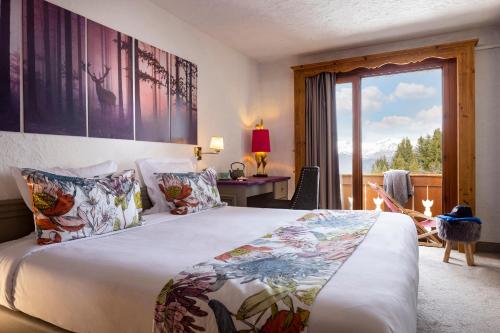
[293,39,477,211]
[342,174,443,214]
[0,306,70,333]
[456,46,476,210]
[291,40,477,75]
[294,70,306,184]
[0,199,34,243]
[442,60,458,213]
[352,77,362,210]
[476,242,500,253]
[140,186,152,210]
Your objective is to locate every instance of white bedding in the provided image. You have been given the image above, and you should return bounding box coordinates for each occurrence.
[0,207,418,333]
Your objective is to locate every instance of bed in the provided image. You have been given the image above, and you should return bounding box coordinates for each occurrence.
[0,205,418,333]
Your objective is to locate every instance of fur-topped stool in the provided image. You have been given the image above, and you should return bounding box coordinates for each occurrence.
[438,218,481,266]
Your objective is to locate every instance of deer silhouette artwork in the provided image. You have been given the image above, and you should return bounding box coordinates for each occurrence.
[83,64,116,114]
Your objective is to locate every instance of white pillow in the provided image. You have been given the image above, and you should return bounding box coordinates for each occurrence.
[135,158,196,214]
[11,160,118,212]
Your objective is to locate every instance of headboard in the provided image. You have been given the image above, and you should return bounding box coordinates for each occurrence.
[0,187,152,244]
[0,199,34,243]
[141,186,153,210]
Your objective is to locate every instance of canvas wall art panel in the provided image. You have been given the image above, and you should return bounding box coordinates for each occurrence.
[170,55,197,144]
[135,40,171,142]
[86,20,133,139]
[0,0,21,132]
[23,0,86,136]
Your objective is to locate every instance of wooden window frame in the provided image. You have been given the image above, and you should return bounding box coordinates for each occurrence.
[335,58,457,211]
[292,40,477,211]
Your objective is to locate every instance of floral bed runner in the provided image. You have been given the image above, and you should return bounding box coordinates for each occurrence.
[154,210,379,333]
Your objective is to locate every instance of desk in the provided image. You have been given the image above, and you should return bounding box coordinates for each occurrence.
[217,176,290,207]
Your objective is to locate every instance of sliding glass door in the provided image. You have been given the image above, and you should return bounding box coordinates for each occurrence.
[361,69,443,214]
[335,82,353,209]
[337,59,456,214]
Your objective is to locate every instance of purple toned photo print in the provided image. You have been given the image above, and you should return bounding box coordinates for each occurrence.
[23,0,86,136]
[170,55,197,145]
[135,39,198,144]
[135,40,171,142]
[86,20,133,140]
[0,0,21,132]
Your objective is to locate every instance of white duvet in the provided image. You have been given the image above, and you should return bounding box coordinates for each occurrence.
[0,207,418,333]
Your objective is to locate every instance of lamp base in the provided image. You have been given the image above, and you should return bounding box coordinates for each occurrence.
[254,152,268,178]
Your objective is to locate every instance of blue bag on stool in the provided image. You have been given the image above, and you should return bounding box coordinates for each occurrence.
[437,205,481,266]
[437,205,481,242]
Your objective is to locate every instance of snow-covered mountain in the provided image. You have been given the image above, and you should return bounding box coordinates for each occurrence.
[337,138,400,174]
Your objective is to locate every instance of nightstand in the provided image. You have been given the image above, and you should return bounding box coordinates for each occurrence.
[217,176,290,207]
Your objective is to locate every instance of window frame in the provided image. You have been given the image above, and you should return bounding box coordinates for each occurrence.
[292,40,475,211]
[336,58,457,211]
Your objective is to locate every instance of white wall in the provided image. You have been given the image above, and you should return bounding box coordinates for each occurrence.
[244,56,298,186]
[253,25,500,242]
[475,39,500,243]
[2,2,498,243]
[250,61,297,190]
[0,0,260,200]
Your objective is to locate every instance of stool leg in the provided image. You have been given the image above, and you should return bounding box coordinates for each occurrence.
[465,243,475,266]
[458,242,465,253]
[443,241,452,263]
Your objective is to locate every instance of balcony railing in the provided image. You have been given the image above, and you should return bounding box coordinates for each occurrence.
[341,173,443,216]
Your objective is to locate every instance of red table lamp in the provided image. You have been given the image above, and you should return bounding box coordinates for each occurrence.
[252,120,271,177]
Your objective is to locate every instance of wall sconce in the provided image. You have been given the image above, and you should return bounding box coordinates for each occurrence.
[194,136,224,161]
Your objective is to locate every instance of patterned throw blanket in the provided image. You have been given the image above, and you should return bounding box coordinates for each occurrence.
[154,210,379,333]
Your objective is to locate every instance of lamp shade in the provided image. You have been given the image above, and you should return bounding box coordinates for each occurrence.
[251,129,271,153]
[209,136,224,150]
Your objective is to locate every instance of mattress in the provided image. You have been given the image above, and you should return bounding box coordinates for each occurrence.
[0,207,418,333]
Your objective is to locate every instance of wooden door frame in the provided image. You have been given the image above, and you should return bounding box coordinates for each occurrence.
[292,39,477,210]
[335,58,457,211]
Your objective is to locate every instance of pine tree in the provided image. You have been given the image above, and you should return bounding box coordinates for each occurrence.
[390,137,419,171]
[429,128,442,172]
[416,134,432,170]
[372,155,390,173]
[415,128,442,173]
[370,129,442,174]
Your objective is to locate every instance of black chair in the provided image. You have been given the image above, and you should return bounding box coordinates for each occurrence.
[263,166,320,210]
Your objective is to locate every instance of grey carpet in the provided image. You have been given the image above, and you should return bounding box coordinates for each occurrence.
[418,247,500,333]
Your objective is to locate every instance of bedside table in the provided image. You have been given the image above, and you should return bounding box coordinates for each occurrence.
[217,176,290,207]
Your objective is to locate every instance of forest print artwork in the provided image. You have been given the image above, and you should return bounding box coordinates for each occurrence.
[23,0,86,136]
[86,20,133,140]
[0,0,21,132]
[170,54,197,144]
[135,40,198,144]
[135,40,171,142]
[3,0,197,144]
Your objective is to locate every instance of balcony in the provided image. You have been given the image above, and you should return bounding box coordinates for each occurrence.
[341,174,443,216]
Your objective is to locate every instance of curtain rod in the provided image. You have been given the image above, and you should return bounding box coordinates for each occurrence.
[475,44,500,51]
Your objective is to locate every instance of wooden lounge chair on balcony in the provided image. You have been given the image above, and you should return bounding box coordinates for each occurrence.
[368,182,442,247]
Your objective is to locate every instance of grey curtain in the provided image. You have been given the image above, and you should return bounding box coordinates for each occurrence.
[305,72,342,209]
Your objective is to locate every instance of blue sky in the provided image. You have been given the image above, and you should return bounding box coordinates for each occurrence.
[336,69,442,156]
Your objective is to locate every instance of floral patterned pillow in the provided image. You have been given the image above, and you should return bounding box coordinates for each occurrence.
[155,168,226,215]
[22,169,143,245]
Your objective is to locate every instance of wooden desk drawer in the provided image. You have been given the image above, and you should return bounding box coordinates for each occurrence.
[273,180,288,199]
